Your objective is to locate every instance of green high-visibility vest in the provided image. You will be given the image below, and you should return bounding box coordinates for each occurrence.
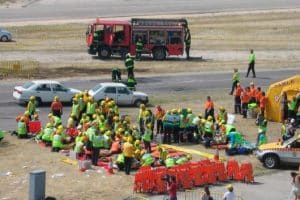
[74,141,84,153]
[27,101,36,115]
[117,154,124,164]
[204,121,213,133]
[17,122,27,136]
[92,134,104,148]
[42,127,53,142]
[125,57,134,69]
[142,153,154,166]
[52,134,63,148]
[233,72,240,82]
[176,157,188,165]
[103,135,110,149]
[288,100,297,111]
[143,129,152,142]
[165,158,176,168]
[71,104,79,118]
[86,127,96,141]
[53,116,62,126]
[87,102,96,115]
[249,53,255,63]
[136,41,143,52]
[78,98,85,111]
[0,129,4,139]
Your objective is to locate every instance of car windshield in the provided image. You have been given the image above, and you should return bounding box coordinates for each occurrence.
[22,82,34,89]
[282,137,296,146]
[91,84,102,92]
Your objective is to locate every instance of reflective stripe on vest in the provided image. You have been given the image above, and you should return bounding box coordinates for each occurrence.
[18,122,27,135]
[52,134,63,148]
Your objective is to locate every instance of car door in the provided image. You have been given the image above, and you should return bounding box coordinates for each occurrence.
[103,87,117,102]
[34,83,53,103]
[116,86,132,105]
[51,83,71,102]
[288,138,300,164]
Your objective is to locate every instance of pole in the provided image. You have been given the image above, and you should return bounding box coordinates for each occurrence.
[29,170,46,200]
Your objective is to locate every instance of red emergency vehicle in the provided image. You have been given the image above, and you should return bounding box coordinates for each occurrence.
[86,18,189,60]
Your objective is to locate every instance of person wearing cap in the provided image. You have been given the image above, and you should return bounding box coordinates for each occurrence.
[17,117,28,138]
[86,96,97,119]
[51,96,63,117]
[71,98,80,125]
[143,123,152,153]
[41,123,54,146]
[52,130,63,152]
[203,115,214,147]
[91,129,104,166]
[27,96,36,120]
[125,53,134,78]
[246,49,256,78]
[223,184,235,200]
[230,68,239,95]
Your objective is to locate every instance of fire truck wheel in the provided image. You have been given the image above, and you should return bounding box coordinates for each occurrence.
[98,46,111,59]
[153,47,166,60]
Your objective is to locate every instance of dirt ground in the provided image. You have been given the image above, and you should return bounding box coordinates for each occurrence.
[1,89,297,200]
[0,9,300,79]
[0,9,300,200]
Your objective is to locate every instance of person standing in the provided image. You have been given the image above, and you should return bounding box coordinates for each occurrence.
[138,104,146,134]
[259,92,267,117]
[91,129,104,166]
[135,37,143,61]
[230,68,239,95]
[122,138,135,175]
[184,28,191,60]
[201,185,214,200]
[234,83,243,114]
[167,176,177,200]
[204,96,214,121]
[281,92,289,122]
[27,96,36,120]
[51,96,63,118]
[246,49,256,78]
[125,53,135,78]
[223,184,235,200]
[241,87,250,118]
[154,105,165,135]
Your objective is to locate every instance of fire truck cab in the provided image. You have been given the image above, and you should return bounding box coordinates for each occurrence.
[86,18,188,60]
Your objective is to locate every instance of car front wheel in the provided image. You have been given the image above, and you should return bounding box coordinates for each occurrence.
[1,36,9,42]
[134,99,143,107]
[35,97,42,107]
[263,154,279,169]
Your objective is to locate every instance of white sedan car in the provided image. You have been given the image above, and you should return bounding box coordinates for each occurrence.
[13,80,81,106]
[89,82,149,106]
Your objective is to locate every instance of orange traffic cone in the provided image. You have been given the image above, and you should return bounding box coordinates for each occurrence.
[214,148,219,161]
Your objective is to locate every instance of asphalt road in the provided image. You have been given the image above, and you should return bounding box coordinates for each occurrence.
[1,0,300,22]
[0,68,298,131]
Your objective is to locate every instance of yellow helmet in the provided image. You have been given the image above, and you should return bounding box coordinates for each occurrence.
[118,128,124,133]
[187,108,192,113]
[144,110,150,117]
[105,130,112,136]
[92,114,97,120]
[99,115,105,121]
[24,111,30,116]
[127,137,133,143]
[135,149,141,155]
[207,115,213,121]
[58,125,64,131]
[113,116,119,122]
[30,96,35,101]
[46,123,52,128]
[20,116,26,122]
[105,97,111,102]
[171,109,177,114]
[88,96,94,102]
[54,96,60,101]
[110,101,115,106]
[48,113,53,117]
[132,125,138,129]
[198,114,203,118]
[135,140,141,145]
[140,104,145,109]
[187,154,192,160]
[201,119,206,124]
[146,123,152,128]
[219,106,225,112]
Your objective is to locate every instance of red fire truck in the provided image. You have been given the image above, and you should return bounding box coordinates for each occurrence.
[86,18,189,60]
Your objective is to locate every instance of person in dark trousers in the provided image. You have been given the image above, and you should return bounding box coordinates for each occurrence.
[230,68,239,95]
[184,28,191,60]
[91,130,103,166]
[246,49,256,78]
[135,37,143,61]
[167,176,177,200]
[125,53,134,78]
[122,138,135,175]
